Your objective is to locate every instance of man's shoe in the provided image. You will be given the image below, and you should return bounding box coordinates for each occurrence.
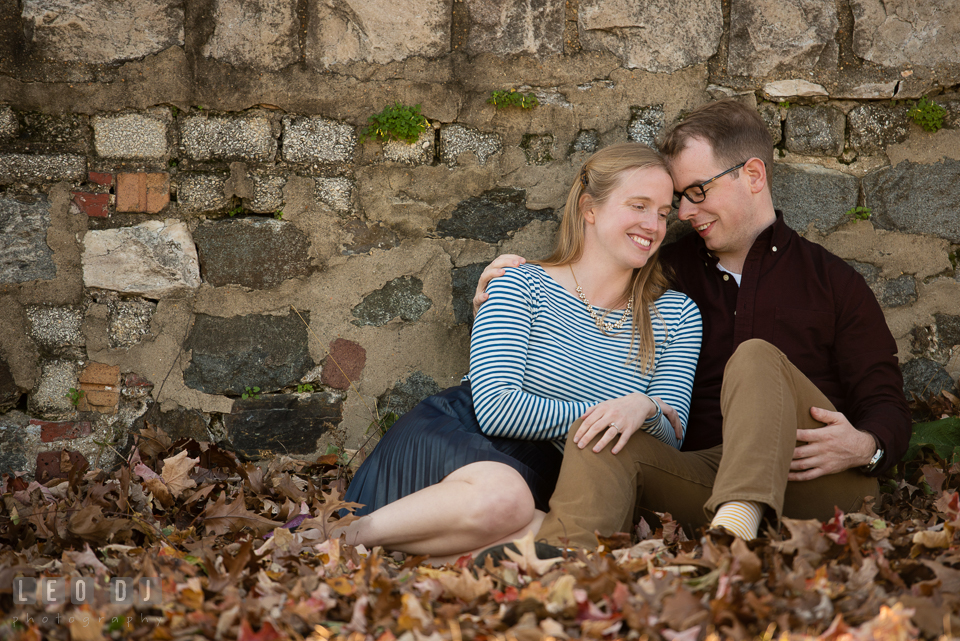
[473,541,564,568]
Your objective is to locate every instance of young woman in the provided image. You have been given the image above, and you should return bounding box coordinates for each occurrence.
[340,143,702,562]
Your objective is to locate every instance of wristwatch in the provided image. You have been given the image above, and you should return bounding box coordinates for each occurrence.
[862,436,884,473]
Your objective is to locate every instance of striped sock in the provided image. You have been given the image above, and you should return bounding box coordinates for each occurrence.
[710,500,764,541]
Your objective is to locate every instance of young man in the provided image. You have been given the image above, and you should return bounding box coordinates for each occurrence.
[473,100,911,544]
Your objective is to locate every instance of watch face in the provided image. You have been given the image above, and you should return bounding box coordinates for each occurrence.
[864,448,883,472]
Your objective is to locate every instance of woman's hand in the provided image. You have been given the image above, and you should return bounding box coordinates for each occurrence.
[472,254,526,316]
[652,396,683,441]
[574,393,659,454]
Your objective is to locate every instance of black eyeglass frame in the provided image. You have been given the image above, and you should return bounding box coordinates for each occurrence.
[672,161,748,209]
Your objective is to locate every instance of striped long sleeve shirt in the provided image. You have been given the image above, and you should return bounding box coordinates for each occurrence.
[468,264,702,450]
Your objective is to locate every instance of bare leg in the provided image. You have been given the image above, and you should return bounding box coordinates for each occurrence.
[425,510,547,566]
[333,461,537,557]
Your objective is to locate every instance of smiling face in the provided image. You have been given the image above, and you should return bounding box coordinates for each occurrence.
[582,165,674,271]
[669,137,767,267]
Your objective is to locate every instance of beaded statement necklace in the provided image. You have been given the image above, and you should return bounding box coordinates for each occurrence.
[569,265,633,334]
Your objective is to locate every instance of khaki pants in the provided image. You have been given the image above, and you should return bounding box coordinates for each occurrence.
[538,339,879,547]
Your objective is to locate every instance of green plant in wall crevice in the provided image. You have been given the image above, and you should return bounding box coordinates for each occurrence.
[908,96,947,132]
[845,205,872,221]
[488,89,539,110]
[360,102,430,144]
[66,387,84,408]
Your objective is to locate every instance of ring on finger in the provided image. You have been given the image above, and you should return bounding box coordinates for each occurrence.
[609,423,621,434]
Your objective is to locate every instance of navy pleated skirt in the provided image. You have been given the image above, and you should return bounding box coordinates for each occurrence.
[344,382,563,516]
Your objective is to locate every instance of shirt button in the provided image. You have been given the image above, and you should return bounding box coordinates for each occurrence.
[772,246,778,252]
[723,274,730,281]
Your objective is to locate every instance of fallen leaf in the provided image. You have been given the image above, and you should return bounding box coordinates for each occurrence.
[920,465,947,494]
[731,537,762,582]
[396,593,432,632]
[136,424,173,460]
[144,478,174,508]
[912,524,954,549]
[160,450,199,498]
[62,543,110,577]
[437,568,494,602]
[133,462,159,481]
[933,491,959,520]
[773,518,832,563]
[67,505,130,544]
[659,587,707,631]
[504,530,562,576]
[202,490,282,536]
[238,618,282,641]
[850,603,917,640]
[298,488,362,539]
[69,606,106,641]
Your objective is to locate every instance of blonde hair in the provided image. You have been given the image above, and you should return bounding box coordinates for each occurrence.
[540,142,670,372]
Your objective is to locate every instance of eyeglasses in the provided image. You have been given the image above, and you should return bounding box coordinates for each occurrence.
[672,161,747,209]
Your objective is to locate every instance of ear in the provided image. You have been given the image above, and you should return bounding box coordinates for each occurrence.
[742,157,767,195]
[579,193,596,224]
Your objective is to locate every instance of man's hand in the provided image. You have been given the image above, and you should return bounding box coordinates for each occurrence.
[472,255,526,317]
[789,407,877,481]
[651,396,683,441]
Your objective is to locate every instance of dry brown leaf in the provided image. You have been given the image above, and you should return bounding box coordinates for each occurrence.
[203,490,282,536]
[275,473,308,502]
[659,586,708,631]
[920,465,948,494]
[773,518,832,563]
[134,462,159,481]
[396,593,432,632]
[144,478,174,508]
[183,484,216,506]
[62,543,110,577]
[244,463,267,494]
[298,488,363,539]
[67,505,130,544]
[912,523,954,549]
[504,530,562,576]
[851,603,917,641]
[160,450,199,498]
[731,537,762,582]
[70,607,106,641]
[137,424,173,460]
[437,567,494,601]
[545,574,577,615]
[933,491,959,520]
[920,559,960,592]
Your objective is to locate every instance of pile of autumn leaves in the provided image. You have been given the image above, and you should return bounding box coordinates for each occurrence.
[1,421,958,641]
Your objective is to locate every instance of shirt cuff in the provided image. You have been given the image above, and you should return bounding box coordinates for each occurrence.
[641,395,663,427]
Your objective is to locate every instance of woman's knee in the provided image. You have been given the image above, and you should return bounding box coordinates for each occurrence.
[457,470,535,537]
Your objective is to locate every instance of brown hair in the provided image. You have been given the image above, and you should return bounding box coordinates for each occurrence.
[659,99,774,190]
[540,142,670,372]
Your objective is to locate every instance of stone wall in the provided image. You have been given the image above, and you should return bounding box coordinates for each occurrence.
[1,0,959,475]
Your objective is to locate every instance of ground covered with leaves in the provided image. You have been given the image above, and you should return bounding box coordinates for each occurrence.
[2,398,960,640]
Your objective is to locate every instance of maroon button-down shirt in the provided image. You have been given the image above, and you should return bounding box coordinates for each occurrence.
[660,212,910,475]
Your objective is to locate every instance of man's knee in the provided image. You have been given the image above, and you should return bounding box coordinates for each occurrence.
[722,339,791,396]
[727,339,780,369]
